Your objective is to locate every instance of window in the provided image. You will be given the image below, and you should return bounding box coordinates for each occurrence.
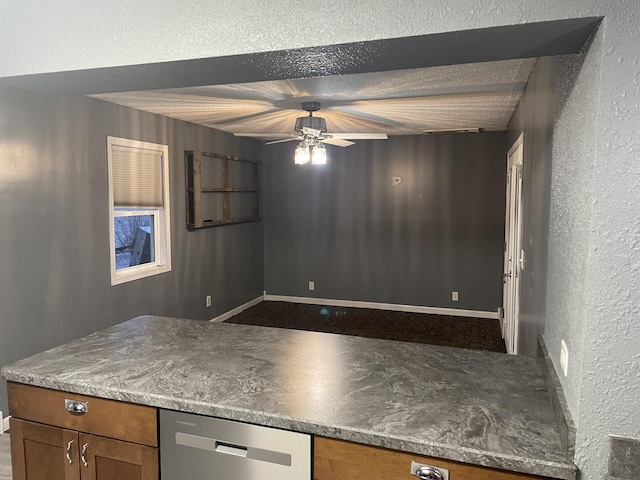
[107,137,171,285]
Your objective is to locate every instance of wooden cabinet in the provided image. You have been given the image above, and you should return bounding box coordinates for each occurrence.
[6,381,558,480]
[78,433,157,480]
[314,437,557,480]
[8,383,158,480]
[9,419,77,480]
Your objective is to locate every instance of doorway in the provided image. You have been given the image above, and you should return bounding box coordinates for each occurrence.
[503,133,524,354]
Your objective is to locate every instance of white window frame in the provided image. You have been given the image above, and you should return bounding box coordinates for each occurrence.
[107,137,171,285]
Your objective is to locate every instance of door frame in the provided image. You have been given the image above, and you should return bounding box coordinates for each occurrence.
[502,132,524,354]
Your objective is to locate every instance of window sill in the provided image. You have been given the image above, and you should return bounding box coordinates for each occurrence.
[110,264,171,286]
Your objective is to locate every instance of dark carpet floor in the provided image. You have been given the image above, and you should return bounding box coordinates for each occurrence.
[225,301,506,353]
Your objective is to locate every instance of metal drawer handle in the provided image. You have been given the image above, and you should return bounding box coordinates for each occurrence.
[416,467,443,480]
[65,399,88,414]
[81,443,89,467]
[65,440,74,464]
[411,462,449,480]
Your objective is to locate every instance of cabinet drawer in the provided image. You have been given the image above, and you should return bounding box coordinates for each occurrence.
[314,437,555,480]
[8,382,157,447]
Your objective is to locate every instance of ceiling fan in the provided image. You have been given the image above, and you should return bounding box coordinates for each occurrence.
[234,102,388,148]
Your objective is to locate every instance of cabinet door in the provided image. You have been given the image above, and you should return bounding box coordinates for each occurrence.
[78,433,158,480]
[9,418,80,480]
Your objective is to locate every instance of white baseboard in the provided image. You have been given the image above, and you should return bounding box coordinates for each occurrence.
[263,294,499,319]
[210,295,265,322]
[2,413,10,433]
[208,293,499,323]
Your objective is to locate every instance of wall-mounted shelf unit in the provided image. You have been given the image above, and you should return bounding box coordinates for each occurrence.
[185,150,261,229]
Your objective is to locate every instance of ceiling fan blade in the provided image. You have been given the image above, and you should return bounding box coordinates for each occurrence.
[265,138,301,145]
[328,133,388,140]
[322,138,355,147]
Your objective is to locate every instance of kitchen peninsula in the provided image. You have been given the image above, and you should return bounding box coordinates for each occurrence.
[1,316,575,479]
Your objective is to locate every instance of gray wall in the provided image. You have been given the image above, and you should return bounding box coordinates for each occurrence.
[507,58,556,356]
[2,3,640,479]
[264,133,507,312]
[543,18,640,476]
[544,38,602,423]
[509,24,640,478]
[0,86,264,415]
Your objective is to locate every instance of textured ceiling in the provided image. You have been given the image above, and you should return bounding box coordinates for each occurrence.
[92,58,537,137]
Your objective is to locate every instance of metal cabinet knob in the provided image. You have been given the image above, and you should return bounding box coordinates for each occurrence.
[65,399,88,414]
[415,466,444,480]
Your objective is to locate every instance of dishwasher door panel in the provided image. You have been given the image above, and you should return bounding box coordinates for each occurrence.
[160,409,311,480]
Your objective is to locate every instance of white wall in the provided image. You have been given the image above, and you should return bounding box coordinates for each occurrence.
[1,2,639,479]
[0,2,619,78]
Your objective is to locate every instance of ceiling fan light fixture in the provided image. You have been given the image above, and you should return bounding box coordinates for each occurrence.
[311,144,327,165]
[294,143,310,165]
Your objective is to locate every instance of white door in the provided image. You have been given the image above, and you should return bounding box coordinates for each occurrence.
[502,133,524,354]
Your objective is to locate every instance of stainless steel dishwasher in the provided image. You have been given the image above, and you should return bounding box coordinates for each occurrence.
[160,409,312,480]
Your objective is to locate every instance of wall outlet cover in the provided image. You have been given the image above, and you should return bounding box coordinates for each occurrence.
[308,281,315,291]
[452,291,459,301]
[560,339,569,376]
[206,295,212,308]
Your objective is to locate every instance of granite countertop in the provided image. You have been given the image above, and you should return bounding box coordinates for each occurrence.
[1,316,575,479]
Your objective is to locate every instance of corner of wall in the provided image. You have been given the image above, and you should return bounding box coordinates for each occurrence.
[537,336,577,458]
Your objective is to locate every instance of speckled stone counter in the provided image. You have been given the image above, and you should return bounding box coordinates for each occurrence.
[1,316,575,479]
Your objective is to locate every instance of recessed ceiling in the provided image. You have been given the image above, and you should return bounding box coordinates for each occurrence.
[91,58,536,138]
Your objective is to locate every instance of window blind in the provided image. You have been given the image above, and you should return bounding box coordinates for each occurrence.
[112,146,164,208]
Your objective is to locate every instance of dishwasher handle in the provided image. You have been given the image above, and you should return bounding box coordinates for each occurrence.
[174,431,293,466]
[215,441,248,457]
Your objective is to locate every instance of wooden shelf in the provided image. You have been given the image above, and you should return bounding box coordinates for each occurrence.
[185,150,262,230]
[187,187,259,193]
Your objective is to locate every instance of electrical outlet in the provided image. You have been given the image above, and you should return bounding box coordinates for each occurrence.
[452,291,459,301]
[560,340,569,376]
[206,295,212,308]
[308,281,315,291]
